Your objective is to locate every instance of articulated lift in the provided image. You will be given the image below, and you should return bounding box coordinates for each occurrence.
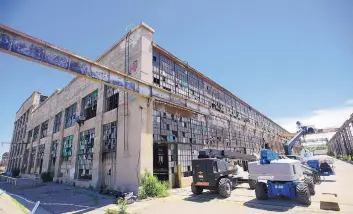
[191,149,257,198]
[248,122,336,205]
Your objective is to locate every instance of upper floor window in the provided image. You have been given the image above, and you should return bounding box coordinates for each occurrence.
[81,91,98,120]
[53,112,62,133]
[104,86,119,112]
[65,103,77,129]
[32,126,39,142]
[27,130,33,144]
[40,120,48,139]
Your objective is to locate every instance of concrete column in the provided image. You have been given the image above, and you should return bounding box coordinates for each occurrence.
[69,101,82,181]
[91,85,105,188]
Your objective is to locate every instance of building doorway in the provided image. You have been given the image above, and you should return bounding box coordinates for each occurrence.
[153,144,169,181]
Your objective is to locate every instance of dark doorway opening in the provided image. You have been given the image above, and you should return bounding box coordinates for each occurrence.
[153,144,169,181]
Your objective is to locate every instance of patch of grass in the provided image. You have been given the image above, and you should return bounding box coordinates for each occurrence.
[105,208,120,214]
[10,197,30,214]
[138,171,170,200]
[116,198,129,214]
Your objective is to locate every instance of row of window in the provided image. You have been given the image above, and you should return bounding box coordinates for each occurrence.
[152,49,285,136]
[50,121,117,180]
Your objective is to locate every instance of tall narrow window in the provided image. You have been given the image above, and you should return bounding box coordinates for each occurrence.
[60,135,73,177]
[103,122,117,151]
[40,120,48,139]
[53,112,62,133]
[50,140,58,175]
[36,144,45,174]
[82,91,98,120]
[32,126,39,142]
[104,86,119,112]
[65,103,77,129]
[77,129,95,180]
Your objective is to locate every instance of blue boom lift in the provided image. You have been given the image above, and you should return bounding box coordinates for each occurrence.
[248,122,318,205]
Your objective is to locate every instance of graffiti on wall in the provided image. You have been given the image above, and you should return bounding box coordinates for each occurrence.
[129,60,138,73]
[0,26,208,116]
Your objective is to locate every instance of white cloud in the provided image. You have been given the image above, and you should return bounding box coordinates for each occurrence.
[274,99,353,137]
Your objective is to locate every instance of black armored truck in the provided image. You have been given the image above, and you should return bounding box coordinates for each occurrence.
[191,149,258,198]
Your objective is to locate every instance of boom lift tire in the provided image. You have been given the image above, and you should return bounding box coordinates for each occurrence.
[295,182,311,205]
[248,179,257,190]
[218,178,232,198]
[304,176,315,195]
[255,182,268,200]
[191,182,203,195]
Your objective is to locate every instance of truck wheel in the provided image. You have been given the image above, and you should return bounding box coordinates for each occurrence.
[255,182,268,200]
[191,182,203,195]
[249,179,257,190]
[218,178,231,198]
[296,182,311,206]
[304,176,315,195]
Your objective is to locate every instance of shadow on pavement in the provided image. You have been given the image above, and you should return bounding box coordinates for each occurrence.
[183,191,221,203]
[243,197,306,212]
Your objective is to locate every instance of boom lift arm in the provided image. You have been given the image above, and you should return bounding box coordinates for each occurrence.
[283,122,315,155]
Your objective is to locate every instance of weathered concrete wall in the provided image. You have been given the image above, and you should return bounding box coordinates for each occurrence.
[97,22,154,192]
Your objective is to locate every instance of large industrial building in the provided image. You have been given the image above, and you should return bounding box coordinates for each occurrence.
[7,22,292,192]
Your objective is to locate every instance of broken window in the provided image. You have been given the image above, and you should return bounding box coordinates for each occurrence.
[178,144,192,177]
[103,122,117,152]
[22,149,29,173]
[159,54,175,93]
[29,147,37,174]
[82,91,98,120]
[152,50,161,87]
[60,135,73,177]
[175,64,188,97]
[32,126,39,142]
[27,130,32,144]
[77,128,95,180]
[36,144,45,174]
[64,103,77,129]
[104,85,119,112]
[40,120,48,139]
[50,140,58,174]
[53,112,62,133]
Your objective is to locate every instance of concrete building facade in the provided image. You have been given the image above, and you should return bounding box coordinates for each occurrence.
[7,22,291,192]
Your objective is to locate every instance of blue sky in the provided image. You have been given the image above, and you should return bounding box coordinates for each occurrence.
[1,0,353,157]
